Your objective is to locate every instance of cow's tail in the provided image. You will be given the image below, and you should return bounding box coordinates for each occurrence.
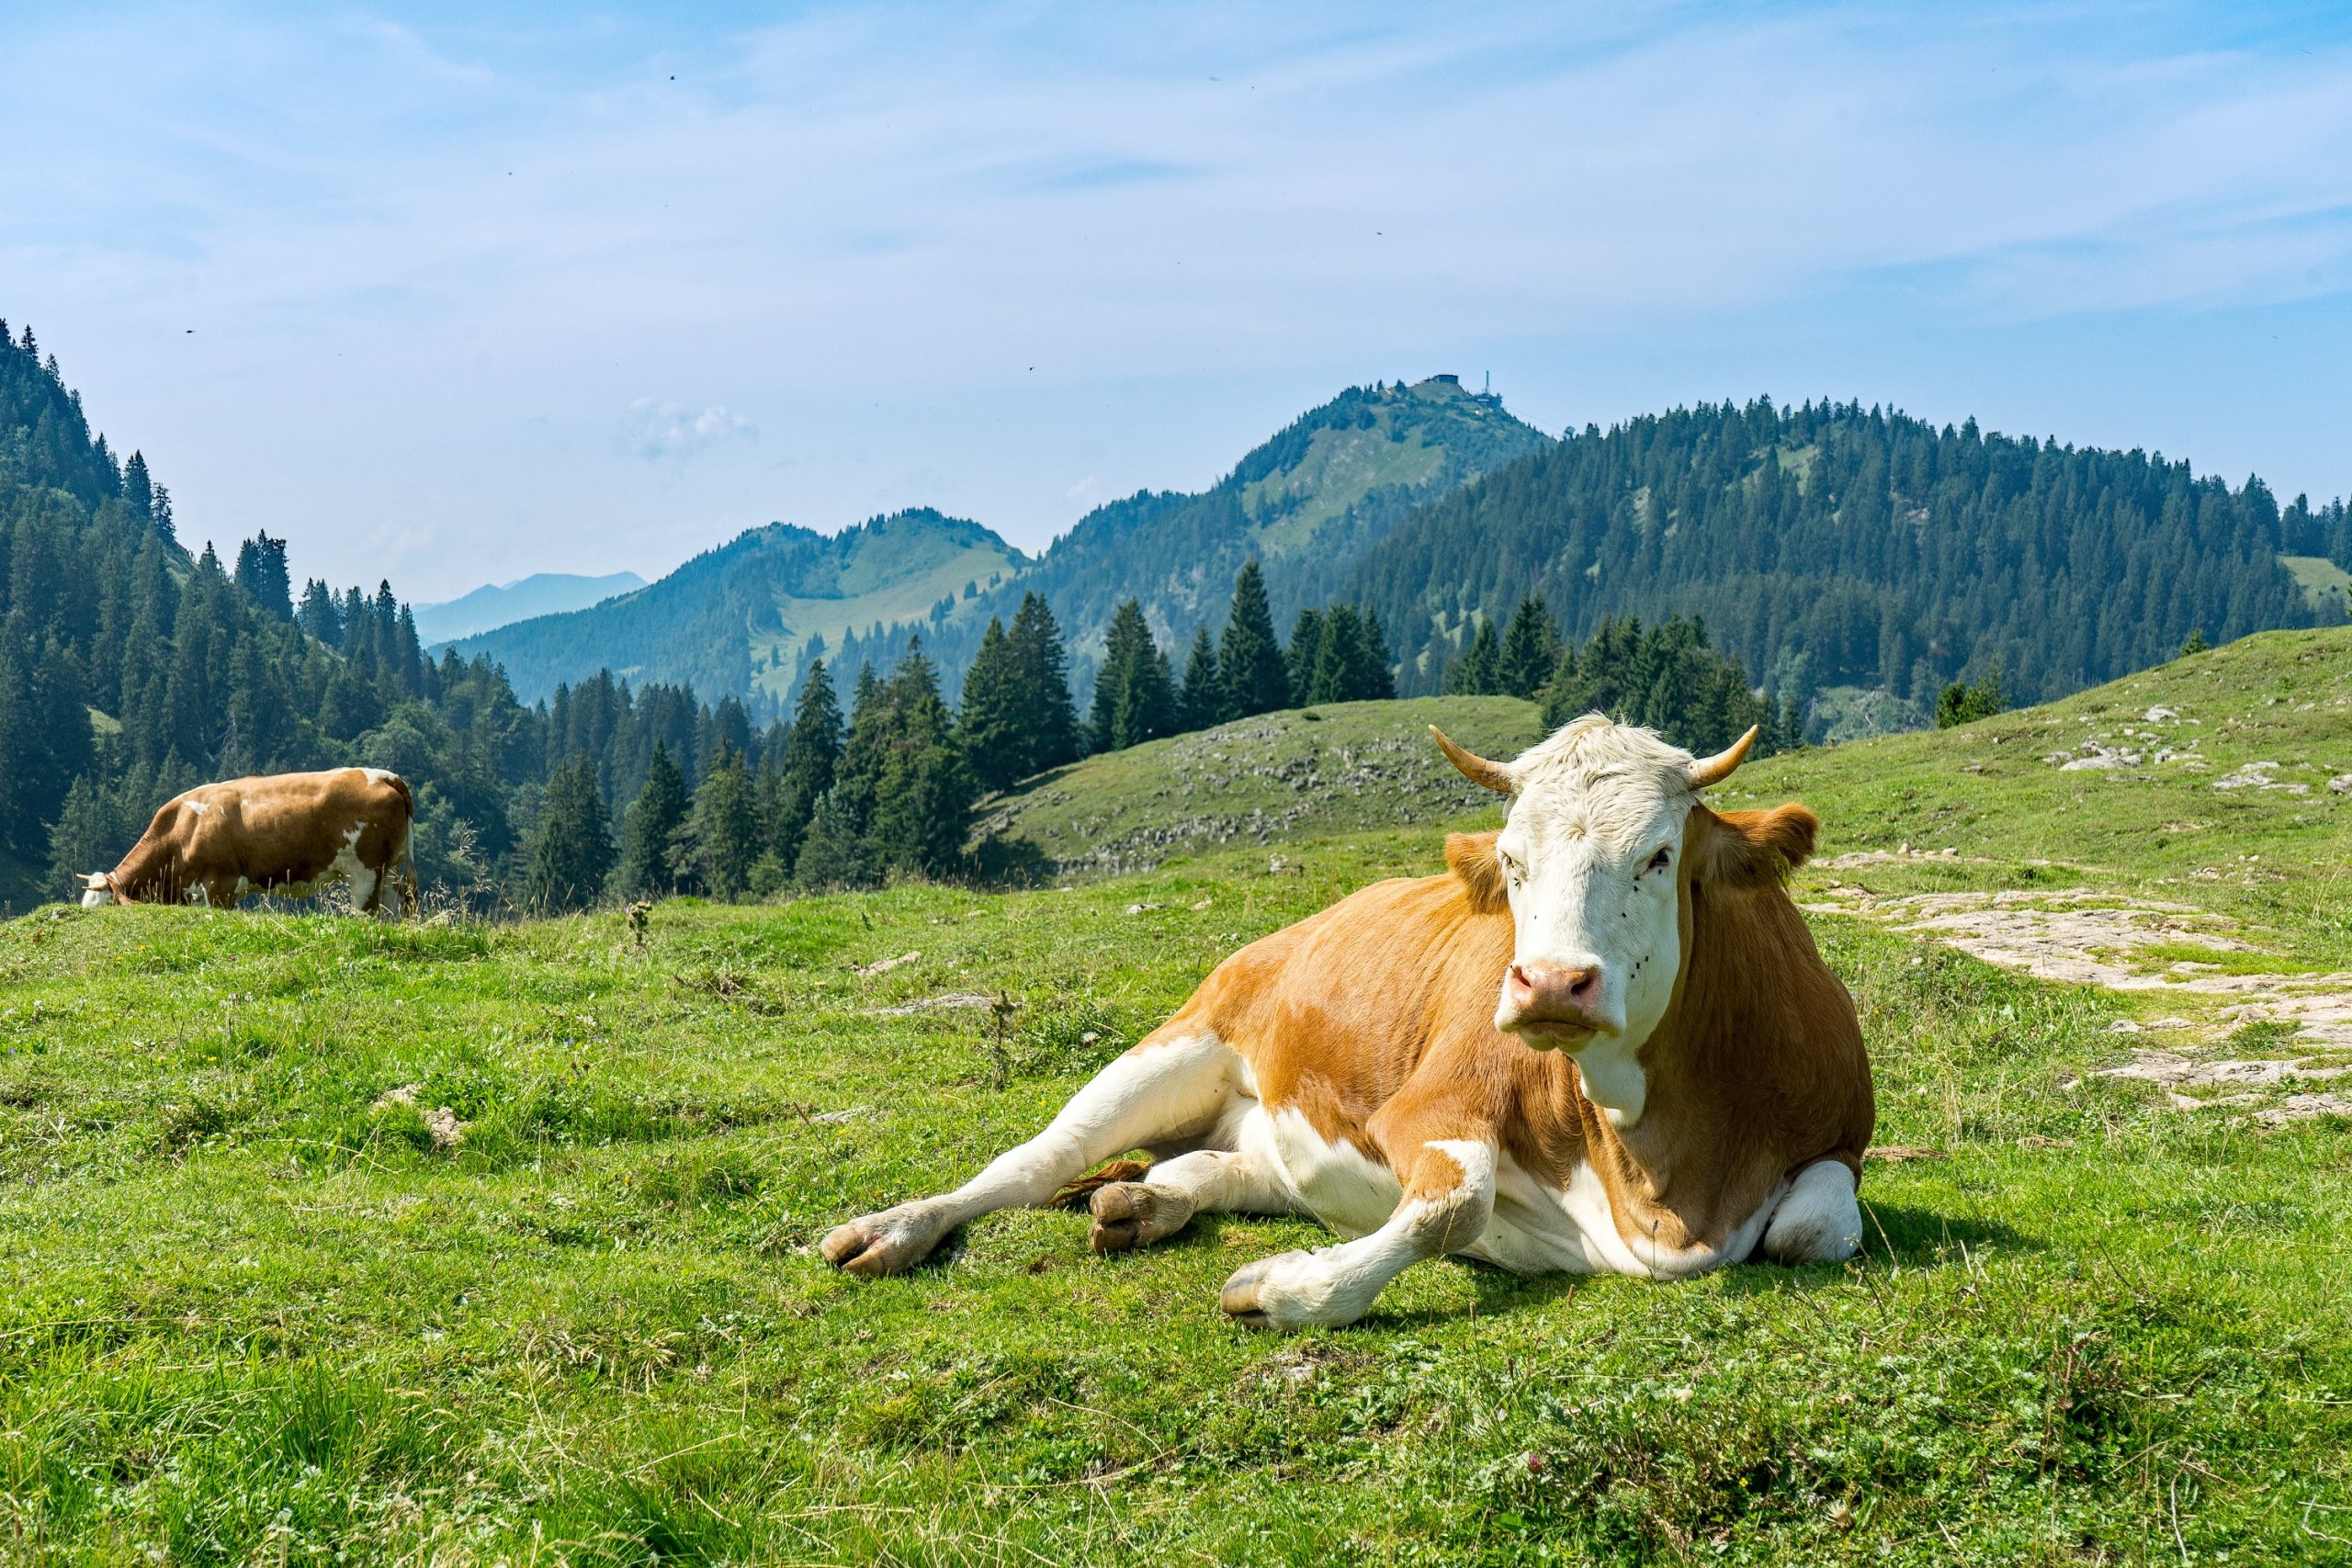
[384,772,420,920]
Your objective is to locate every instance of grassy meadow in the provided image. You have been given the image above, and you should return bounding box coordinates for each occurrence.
[3,633,2351,1564]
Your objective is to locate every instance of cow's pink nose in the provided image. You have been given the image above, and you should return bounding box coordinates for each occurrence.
[1507,962,1601,1019]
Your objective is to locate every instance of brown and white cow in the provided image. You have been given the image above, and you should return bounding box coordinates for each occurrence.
[82,768,417,917]
[823,716,1873,1328]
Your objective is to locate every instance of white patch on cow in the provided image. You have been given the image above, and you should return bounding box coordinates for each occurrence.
[1471,1153,1787,1279]
[822,1031,1249,1277]
[1760,1160,1861,1263]
[1227,1137,1498,1327]
[330,823,376,911]
[184,799,210,817]
[363,767,397,788]
[1569,1033,1647,1127]
[80,874,112,908]
[1264,1106,1402,1238]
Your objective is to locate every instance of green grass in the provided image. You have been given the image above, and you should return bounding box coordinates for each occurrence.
[6,628,2352,1562]
[4,831,2349,1563]
[2279,554,2352,618]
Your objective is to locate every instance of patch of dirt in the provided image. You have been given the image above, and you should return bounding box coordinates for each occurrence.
[1810,885,2352,1123]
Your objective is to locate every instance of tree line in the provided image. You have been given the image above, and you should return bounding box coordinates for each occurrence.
[1349,397,2340,710]
[1445,595,1802,755]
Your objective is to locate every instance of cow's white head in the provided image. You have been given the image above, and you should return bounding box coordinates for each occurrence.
[80,873,114,908]
[1433,716,1814,1126]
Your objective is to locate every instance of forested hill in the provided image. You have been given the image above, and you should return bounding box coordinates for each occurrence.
[868,375,1551,703]
[1348,398,2352,708]
[449,509,1024,706]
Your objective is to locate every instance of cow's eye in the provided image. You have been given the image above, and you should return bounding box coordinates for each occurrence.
[1646,848,1672,874]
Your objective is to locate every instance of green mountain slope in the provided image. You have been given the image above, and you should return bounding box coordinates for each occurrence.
[865,376,1552,699]
[449,509,1025,705]
[415,571,646,644]
[972,693,1547,878]
[1348,398,2346,710]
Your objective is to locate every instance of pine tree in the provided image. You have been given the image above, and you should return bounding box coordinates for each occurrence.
[794,784,876,889]
[1445,617,1502,695]
[620,739,687,895]
[1360,609,1396,700]
[1285,607,1324,705]
[1218,560,1290,717]
[233,532,294,621]
[867,640,974,877]
[1092,600,1176,751]
[46,774,117,899]
[774,660,842,866]
[1007,592,1082,770]
[1497,596,1559,699]
[1179,626,1227,730]
[524,757,616,911]
[681,742,761,898]
[2180,628,2211,656]
[957,616,1028,792]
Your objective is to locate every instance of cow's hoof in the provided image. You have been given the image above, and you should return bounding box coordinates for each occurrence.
[1088,1181,1195,1254]
[1218,1251,1306,1328]
[820,1203,943,1278]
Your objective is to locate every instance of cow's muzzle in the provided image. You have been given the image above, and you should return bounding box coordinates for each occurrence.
[1498,961,1612,1040]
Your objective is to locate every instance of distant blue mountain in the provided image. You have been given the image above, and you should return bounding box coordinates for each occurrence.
[415,570,647,644]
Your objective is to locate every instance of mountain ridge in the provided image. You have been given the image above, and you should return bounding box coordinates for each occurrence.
[416,571,647,644]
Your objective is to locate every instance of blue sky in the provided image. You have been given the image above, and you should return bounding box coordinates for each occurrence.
[6,2,2351,601]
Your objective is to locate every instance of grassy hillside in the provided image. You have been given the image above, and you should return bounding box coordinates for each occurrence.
[450,509,1025,706]
[3,630,2348,1561]
[972,694,1547,878]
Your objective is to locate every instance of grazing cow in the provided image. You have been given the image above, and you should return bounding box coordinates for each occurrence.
[823,716,1873,1328]
[82,768,417,917]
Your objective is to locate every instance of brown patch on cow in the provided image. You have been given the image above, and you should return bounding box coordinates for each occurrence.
[1690,804,1818,887]
[1444,830,1508,913]
[1050,1156,1154,1209]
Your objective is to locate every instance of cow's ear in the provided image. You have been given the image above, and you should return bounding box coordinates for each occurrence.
[1445,830,1509,912]
[1690,805,1817,887]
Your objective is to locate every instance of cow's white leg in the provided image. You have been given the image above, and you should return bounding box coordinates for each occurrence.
[1219,1138,1496,1330]
[822,1032,1240,1279]
[1088,1130,1298,1254]
[1760,1159,1862,1264]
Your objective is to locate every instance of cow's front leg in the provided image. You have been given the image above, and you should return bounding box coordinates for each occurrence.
[823,1031,1239,1279]
[1220,1136,1495,1330]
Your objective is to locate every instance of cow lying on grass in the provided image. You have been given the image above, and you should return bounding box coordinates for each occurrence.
[82,767,417,917]
[825,716,1874,1328]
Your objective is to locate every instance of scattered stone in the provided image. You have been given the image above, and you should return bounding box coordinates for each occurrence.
[1190,897,1214,911]
[808,1105,869,1125]
[854,952,921,978]
[2095,1050,2352,1090]
[373,1084,420,1110]
[2143,705,2178,722]
[423,1106,467,1150]
[2256,1093,2352,1126]
[1865,1145,1948,1163]
[862,992,993,1017]
[2107,1019,2143,1033]
[2330,773,2352,795]
[1124,902,1162,916]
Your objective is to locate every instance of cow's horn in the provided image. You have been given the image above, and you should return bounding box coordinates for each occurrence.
[1684,725,1759,790]
[1430,726,1515,794]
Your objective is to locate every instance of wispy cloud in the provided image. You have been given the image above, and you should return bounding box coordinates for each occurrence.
[620,399,756,464]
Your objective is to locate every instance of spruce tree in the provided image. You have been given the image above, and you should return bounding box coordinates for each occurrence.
[1179,626,1227,730]
[46,774,116,898]
[794,785,876,889]
[1497,596,1560,699]
[232,532,294,621]
[1092,600,1176,751]
[1360,608,1396,700]
[1007,592,1082,770]
[682,742,761,897]
[868,640,974,877]
[774,660,842,867]
[524,758,616,911]
[957,616,1028,791]
[1446,617,1502,695]
[1285,607,1324,705]
[1218,560,1290,717]
[620,739,687,895]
